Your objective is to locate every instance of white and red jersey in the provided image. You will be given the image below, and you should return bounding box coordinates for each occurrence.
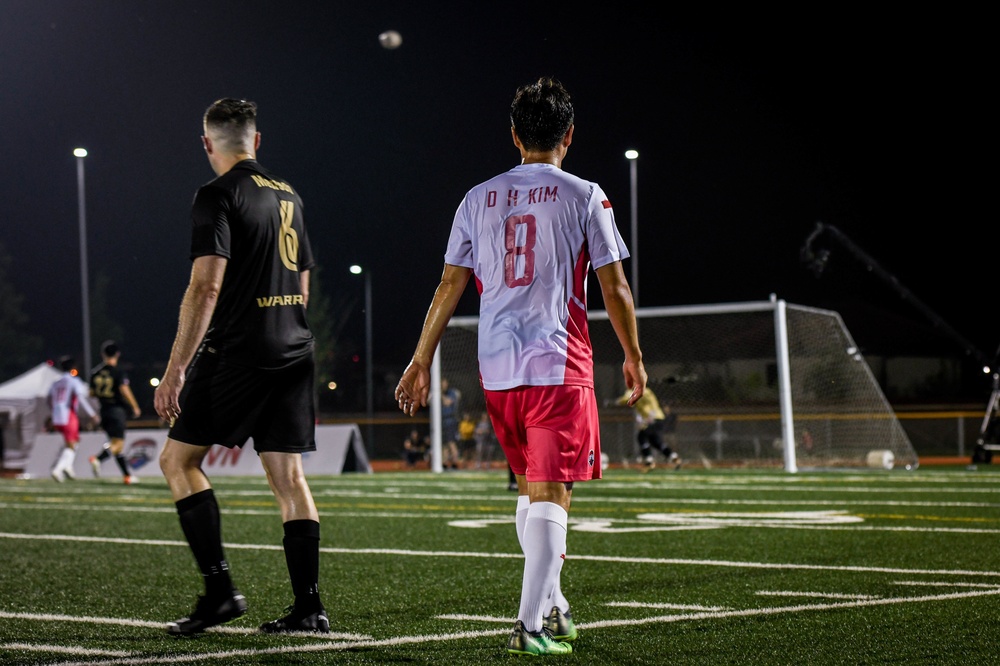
[47,372,97,426]
[444,163,629,390]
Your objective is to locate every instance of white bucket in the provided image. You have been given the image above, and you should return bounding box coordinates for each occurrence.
[866,450,895,470]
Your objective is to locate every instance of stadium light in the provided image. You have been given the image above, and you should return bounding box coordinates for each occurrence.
[349,264,374,458]
[75,147,92,376]
[625,149,639,306]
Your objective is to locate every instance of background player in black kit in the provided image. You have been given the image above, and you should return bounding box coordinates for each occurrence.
[154,98,327,636]
[88,340,142,484]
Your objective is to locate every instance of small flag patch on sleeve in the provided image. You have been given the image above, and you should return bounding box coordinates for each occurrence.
[602,200,612,209]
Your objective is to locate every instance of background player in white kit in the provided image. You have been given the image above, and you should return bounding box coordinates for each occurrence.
[47,355,99,481]
[395,76,646,656]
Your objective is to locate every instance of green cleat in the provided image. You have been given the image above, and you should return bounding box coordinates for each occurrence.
[543,606,577,642]
[507,620,572,656]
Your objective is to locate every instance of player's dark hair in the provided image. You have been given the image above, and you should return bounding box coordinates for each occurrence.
[58,355,74,372]
[204,98,257,151]
[510,77,574,152]
[101,340,119,358]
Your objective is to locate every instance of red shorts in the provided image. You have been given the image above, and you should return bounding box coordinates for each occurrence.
[54,412,80,444]
[484,384,601,483]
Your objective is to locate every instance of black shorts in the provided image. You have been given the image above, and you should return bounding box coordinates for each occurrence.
[100,406,128,440]
[169,351,316,454]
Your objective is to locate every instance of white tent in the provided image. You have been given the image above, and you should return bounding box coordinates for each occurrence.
[0,362,62,470]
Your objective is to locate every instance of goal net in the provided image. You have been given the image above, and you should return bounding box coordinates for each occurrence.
[431,298,918,472]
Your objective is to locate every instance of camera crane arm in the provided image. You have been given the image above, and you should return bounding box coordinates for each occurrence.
[800,221,993,370]
[801,221,1000,459]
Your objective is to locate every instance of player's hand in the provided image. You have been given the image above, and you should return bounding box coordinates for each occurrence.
[395,360,430,417]
[622,358,647,407]
[154,370,185,425]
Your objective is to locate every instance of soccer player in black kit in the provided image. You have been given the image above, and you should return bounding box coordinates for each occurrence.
[89,340,142,484]
[154,98,328,636]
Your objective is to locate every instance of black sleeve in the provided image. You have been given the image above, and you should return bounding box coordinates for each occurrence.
[190,185,233,260]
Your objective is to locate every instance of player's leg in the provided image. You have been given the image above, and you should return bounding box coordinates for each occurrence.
[664,430,682,469]
[90,415,111,476]
[107,437,134,482]
[160,436,246,635]
[101,408,135,482]
[51,418,80,481]
[258,451,328,633]
[61,439,79,480]
[255,356,329,634]
[160,355,252,636]
[638,428,656,469]
[491,387,579,655]
[90,441,110,476]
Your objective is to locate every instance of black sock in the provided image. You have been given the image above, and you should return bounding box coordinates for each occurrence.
[114,454,130,477]
[176,489,234,598]
[283,519,322,612]
[97,450,110,462]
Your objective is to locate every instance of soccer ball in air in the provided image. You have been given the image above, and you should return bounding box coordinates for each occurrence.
[379,30,402,49]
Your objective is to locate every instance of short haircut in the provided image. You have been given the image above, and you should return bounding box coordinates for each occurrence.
[101,340,119,358]
[203,98,257,153]
[510,77,574,152]
[58,355,75,372]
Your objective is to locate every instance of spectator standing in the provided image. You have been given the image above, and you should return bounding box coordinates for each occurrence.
[440,378,461,469]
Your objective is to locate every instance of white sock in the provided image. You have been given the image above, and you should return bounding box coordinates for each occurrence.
[54,447,75,473]
[515,495,530,552]
[516,495,570,614]
[517,501,568,633]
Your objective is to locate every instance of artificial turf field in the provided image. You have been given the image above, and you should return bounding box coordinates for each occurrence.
[2,464,1000,665]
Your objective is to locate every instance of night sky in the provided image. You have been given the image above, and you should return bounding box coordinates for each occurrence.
[2,4,994,399]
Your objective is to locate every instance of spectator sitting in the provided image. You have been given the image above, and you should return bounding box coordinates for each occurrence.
[403,429,430,468]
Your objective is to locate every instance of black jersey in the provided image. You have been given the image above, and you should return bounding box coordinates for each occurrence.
[90,363,130,410]
[190,159,315,369]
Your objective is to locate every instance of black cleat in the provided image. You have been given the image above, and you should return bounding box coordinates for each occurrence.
[167,591,247,636]
[259,605,330,634]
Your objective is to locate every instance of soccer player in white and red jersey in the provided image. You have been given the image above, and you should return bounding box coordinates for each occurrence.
[395,76,646,657]
[47,355,98,482]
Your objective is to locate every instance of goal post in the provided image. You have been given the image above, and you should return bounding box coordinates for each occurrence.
[429,297,918,472]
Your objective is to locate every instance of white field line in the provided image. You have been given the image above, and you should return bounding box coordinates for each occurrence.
[755,591,880,600]
[3,531,1000,579]
[0,611,369,640]
[9,492,1000,518]
[894,580,1000,588]
[30,587,1000,666]
[603,601,730,610]
[1,643,133,657]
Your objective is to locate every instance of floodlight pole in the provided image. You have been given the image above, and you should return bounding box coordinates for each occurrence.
[74,148,92,376]
[350,265,375,458]
[625,150,639,306]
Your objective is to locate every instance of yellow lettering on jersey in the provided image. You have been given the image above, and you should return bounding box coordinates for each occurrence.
[251,174,295,194]
[256,294,305,308]
[278,200,299,272]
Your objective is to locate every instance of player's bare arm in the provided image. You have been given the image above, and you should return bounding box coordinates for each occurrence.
[120,384,142,418]
[395,263,472,416]
[154,255,227,422]
[595,261,647,406]
[299,269,310,308]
